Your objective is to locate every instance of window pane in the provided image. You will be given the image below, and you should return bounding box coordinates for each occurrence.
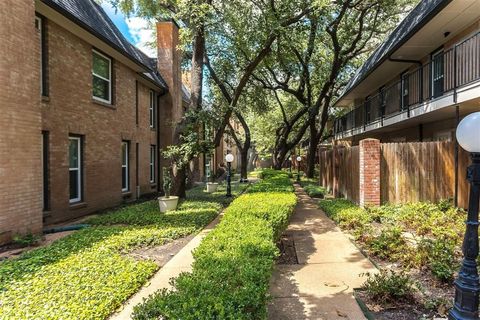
[122,143,127,166]
[69,170,78,200]
[93,52,110,79]
[122,167,127,189]
[93,76,109,101]
[69,139,78,168]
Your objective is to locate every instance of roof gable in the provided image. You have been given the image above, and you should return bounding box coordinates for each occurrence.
[42,0,167,89]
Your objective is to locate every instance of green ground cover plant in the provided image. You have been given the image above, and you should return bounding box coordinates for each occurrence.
[361,269,416,304]
[299,178,327,198]
[132,169,296,320]
[319,199,464,282]
[0,183,247,319]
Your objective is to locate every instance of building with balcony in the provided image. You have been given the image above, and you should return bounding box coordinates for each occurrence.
[334,0,480,144]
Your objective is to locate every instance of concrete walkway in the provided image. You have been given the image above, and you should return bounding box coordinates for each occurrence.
[268,185,377,320]
[109,212,223,320]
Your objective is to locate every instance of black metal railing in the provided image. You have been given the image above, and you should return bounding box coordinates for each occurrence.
[334,31,480,136]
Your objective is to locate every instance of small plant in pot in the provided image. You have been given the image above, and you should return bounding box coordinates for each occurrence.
[158,167,179,213]
[206,171,219,193]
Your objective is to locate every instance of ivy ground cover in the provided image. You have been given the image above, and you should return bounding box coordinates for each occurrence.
[0,183,247,319]
[132,170,297,320]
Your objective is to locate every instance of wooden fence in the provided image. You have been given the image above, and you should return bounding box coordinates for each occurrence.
[319,141,470,208]
[319,146,360,203]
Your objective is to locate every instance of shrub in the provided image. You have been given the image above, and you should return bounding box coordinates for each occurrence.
[132,171,296,320]
[299,178,327,198]
[319,199,372,231]
[0,184,245,319]
[416,238,458,282]
[366,226,408,260]
[12,233,41,247]
[361,269,416,304]
[249,170,294,193]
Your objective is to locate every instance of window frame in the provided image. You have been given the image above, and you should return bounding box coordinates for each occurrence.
[149,90,156,128]
[42,131,50,211]
[92,49,112,104]
[122,141,130,192]
[69,136,82,204]
[431,49,445,98]
[150,145,156,183]
[36,15,48,96]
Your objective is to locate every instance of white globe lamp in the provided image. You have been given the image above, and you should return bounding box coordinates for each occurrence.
[456,112,480,153]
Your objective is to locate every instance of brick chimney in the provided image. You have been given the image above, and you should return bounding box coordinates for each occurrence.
[156,20,183,147]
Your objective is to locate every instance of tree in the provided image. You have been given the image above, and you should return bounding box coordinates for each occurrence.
[106,0,213,197]
[203,0,312,180]
[254,0,415,177]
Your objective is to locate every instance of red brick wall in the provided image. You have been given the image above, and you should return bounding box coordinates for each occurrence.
[359,138,381,207]
[0,0,43,242]
[41,20,161,224]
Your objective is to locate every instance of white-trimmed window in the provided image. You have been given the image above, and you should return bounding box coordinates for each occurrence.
[149,90,156,128]
[150,145,156,183]
[92,50,112,103]
[36,15,48,96]
[122,141,129,192]
[69,136,82,203]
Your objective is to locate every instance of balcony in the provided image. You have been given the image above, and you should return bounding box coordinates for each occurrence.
[334,31,480,139]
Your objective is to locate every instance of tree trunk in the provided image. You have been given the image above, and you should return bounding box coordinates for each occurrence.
[172,166,187,198]
[306,120,319,178]
[240,147,248,180]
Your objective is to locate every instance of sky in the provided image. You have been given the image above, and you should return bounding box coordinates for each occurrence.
[101,3,156,57]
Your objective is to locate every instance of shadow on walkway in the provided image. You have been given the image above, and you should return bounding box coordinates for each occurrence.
[268,185,377,320]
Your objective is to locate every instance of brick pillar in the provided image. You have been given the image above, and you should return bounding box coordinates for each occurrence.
[359,139,381,207]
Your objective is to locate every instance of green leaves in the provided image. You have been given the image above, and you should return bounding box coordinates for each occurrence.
[0,184,243,319]
[132,169,296,319]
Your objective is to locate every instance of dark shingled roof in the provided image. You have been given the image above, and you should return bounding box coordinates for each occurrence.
[42,0,167,89]
[338,0,452,102]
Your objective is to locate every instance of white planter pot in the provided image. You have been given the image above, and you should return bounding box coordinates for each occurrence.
[206,182,219,193]
[158,196,179,213]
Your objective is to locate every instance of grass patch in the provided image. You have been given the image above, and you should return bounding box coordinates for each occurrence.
[132,169,296,320]
[0,183,248,319]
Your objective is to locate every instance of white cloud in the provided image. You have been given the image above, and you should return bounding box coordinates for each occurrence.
[126,17,156,57]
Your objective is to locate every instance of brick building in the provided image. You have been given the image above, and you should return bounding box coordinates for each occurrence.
[0,0,194,243]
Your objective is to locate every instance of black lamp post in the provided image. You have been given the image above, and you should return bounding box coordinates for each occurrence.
[289,156,292,175]
[296,156,302,182]
[225,153,234,197]
[450,112,480,320]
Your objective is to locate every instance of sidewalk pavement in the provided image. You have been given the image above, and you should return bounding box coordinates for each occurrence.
[268,184,377,320]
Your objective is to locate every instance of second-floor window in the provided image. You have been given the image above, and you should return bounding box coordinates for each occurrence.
[149,90,156,128]
[431,50,444,98]
[36,15,48,96]
[92,50,112,104]
[401,73,409,110]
